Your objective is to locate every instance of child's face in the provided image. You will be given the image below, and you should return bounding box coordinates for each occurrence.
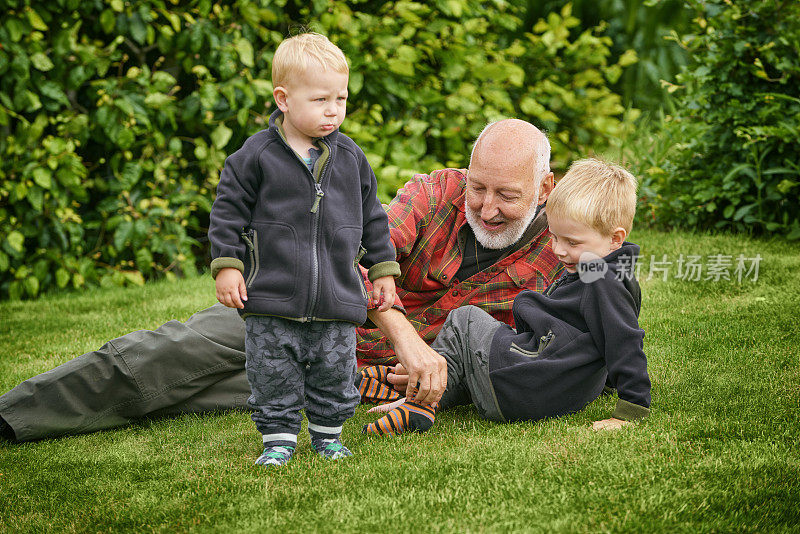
[547,214,623,273]
[276,67,348,145]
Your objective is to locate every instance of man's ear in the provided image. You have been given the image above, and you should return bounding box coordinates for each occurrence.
[610,227,627,250]
[273,86,289,112]
[537,172,554,205]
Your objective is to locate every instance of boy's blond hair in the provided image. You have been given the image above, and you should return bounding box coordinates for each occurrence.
[272,33,348,87]
[547,158,638,235]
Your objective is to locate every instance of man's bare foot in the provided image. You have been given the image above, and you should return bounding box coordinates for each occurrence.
[367,397,406,413]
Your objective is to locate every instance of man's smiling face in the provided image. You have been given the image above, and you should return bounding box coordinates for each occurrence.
[464,164,540,250]
[463,119,554,250]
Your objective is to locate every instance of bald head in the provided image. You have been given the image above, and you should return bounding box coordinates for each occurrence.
[464,119,554,249]
[469,119,550,188]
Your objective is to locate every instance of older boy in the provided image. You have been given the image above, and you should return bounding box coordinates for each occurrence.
[363,158,651,435]
[209,33,400,466]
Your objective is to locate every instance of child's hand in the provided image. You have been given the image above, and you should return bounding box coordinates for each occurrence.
[215,267,247,309]
[592,417,632,431]
[371,275,396,312]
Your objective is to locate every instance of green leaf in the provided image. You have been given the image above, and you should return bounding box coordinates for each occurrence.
[27,186,43,211]
[733,204,755,221]
[25,91,43,112]
[136,248,154,275]
[26,8,48,31]
[349,72,364,94]
[194,139,208,160]
[8,281,23,300]
[237,108,249,127]
[24,276,40,297]
[114,219,133,250]
[144,92,173,108]
[100,9,116,33]
[387,59,414,77]
[32,167,52,189]
[39,82,70,106]
[120,162,143,188]
[5,17,25,42]
[723,205,735,219]
[130,13,147,44]
[0,251,8,272]
[122,270,146,286]
[117,128,135,149]
[7,231,25,253]
[251,79,273,97]
[72,272,85,288]
[30,53,54,71]
[234,39,255,67]
[618,49,638,67]
[56,268,70,288]
[210,123,233,149]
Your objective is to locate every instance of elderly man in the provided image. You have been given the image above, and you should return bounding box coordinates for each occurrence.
[0,119,561,442]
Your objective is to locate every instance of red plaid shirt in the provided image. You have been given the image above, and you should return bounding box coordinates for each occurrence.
[357,168,563,365]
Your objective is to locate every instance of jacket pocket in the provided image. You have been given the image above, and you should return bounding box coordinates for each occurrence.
[509,330,554,359]
[354,245,368,300]
[329,225,366,307]
[246,221,299,302]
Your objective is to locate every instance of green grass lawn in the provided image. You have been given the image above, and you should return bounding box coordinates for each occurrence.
[1,229,799,533]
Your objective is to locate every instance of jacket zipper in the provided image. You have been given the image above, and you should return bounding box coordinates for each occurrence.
[307,138,330,321]
[275,131,328,322]
[543,273,573,296]
[241,229,259,288]
[310,183,325,213]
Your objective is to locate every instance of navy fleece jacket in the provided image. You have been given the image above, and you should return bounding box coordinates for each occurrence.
[489,242,651,422]
[208,109,400,324]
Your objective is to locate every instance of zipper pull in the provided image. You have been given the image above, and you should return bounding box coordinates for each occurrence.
[241,229,255,249]
[310,184,325,213]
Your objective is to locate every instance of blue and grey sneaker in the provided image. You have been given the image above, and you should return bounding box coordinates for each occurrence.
[255,445,295,467]
[312,438,353,460]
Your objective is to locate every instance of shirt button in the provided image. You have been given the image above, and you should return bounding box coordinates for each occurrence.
[452,290,458,297]
[442,274,448,280]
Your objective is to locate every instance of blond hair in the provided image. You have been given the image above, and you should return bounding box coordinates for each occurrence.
[272,33,348,87]
[547,158,638,235]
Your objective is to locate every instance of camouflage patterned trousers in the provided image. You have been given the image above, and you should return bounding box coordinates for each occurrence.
[244,316,359,436]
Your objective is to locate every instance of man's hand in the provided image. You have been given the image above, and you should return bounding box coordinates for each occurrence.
[371,275,397,312]
[386,362,408,393]
[215,267,247,309]
[366,308,447,405]
[592,417,632,431]
[397,337,447,404]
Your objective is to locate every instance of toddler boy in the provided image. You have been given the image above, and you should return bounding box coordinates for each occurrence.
[209,33,400,465]
[363,158,650,434]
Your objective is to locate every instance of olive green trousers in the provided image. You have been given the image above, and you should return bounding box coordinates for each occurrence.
[0,304,250,441]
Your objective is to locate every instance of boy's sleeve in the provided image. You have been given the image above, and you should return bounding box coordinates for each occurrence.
[360,170,444,313]
[582,275,651,421]
[356,150,401,281]
[208,144,260,278]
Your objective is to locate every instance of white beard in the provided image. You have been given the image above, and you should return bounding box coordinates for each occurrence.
[465,199,539,250]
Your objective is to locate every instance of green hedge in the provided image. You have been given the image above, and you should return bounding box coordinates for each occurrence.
[0,0,633,300]
[635,0,800,239]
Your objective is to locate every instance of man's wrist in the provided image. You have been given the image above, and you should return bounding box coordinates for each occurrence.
[367,307,416,345]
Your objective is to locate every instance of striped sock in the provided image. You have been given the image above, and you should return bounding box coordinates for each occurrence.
[362,400,436,436]
[356,365,402,403]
